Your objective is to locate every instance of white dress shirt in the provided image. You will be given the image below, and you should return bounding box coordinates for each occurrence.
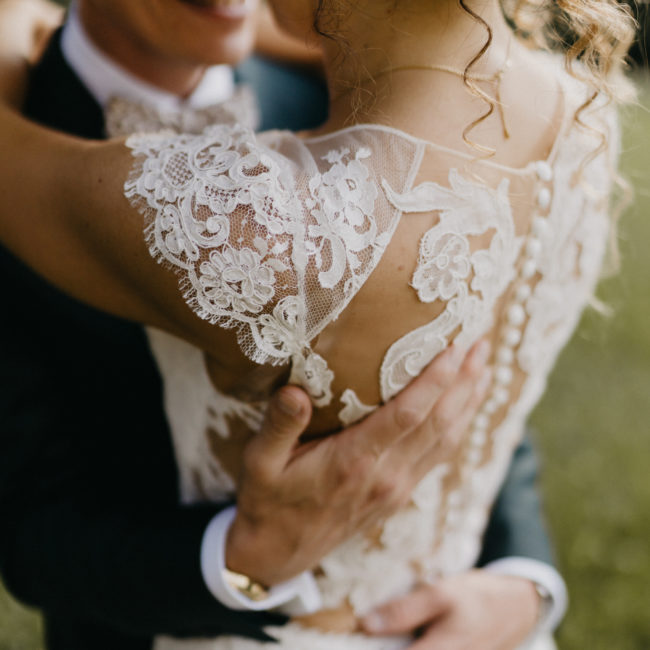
[59,4,567,629]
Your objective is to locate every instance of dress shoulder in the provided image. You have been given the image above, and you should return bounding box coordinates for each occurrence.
[123,123,423,385]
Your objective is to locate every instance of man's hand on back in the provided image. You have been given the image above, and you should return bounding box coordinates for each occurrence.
[227,341,491,587]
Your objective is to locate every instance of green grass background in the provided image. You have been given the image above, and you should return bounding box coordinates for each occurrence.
[1,62,649,650]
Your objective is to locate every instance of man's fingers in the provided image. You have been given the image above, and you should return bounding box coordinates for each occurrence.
[411,365,491,480]
[246,385,312,478]
[447,366,492,439]
[351,344,467,455]
[431,340,491,429]
[394,339,490,476]
[406,339,489,443]
[361,584,449,636]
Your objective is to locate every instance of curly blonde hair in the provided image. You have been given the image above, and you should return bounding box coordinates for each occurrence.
[504,0,635,93]
[313,0,636,270]
[504,0,636,274]
[314,0,636,133]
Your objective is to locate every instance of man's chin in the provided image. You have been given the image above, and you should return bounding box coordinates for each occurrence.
[175,0,257,22]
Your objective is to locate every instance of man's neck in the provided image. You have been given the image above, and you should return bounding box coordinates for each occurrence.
[78,2,205,98]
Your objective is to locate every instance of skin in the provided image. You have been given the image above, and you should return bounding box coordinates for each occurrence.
[79,0,321,96]
[79,0,260,95]
[230,342,493,586]
[0,0,546,646]
[362,571,540,650]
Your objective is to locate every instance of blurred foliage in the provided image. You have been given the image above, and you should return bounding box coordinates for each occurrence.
[1,62,649,650]
[0,585,42,650]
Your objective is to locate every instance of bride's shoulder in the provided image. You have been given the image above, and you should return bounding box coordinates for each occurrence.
[523,47,626,123]
[122,121,418,365]
[513,47,622,164]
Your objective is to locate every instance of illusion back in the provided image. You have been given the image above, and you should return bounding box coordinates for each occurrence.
[114,57,616,650]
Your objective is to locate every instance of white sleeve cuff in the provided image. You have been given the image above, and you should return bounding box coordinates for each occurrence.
[483,557,568,634]
[200,506,322,615]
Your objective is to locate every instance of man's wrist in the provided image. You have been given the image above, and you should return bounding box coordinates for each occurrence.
[200,506,321,615]
[483,557,568,634]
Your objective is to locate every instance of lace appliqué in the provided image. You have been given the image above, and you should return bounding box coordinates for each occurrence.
[338,389,378,426]
[305,147,381,291]
[380,171,519,400]
[125,127,417,406]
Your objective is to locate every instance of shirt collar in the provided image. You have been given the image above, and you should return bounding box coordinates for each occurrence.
[61,3,235,111]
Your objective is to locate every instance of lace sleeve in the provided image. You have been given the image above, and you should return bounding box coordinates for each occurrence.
[124,125,422,395]
[124,123,304,365]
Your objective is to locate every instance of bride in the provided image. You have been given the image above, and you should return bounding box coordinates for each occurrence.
[0,0,634,648]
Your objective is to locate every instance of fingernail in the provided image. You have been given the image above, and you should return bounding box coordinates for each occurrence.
[277,390,302,416]
[362,612,385,633]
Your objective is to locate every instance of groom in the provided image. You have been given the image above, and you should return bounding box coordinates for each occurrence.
[0,1,565,649]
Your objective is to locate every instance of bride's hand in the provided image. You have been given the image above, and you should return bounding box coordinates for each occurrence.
[362,570,541,650]
[226,340,492,587]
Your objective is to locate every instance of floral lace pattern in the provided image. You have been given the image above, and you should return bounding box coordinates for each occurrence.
[380,173,519,400]
[125,125,421,405]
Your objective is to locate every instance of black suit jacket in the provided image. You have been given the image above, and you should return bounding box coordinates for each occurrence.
[0,30,285,650]
[0,29,552,650]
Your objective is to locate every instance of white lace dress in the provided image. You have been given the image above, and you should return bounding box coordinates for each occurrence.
[111,63,617,650]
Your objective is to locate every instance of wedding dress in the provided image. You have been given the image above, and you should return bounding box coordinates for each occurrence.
[108,56,616,650]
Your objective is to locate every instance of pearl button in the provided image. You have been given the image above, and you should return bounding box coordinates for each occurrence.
[537,188,551,210]
[495,365,513,385]
[471,429,487,446]
[445,509,460,526]
[522,259,537,279]
[515,284,531,303]
[503,327,521,347]
[526,237,542,258]
[466,448,483,466]
[497,345,514,365]
[493,386,509,404]
[483,399,498,414]
[532,216,548,237]
[474,414,489,430]
[535,161,553,182]
[507,304,526,327]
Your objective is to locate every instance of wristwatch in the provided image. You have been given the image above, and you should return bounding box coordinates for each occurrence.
[533,581,553,625]
[223,567,270,602]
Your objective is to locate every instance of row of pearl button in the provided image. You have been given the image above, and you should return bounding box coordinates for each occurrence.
[443,159,554,528]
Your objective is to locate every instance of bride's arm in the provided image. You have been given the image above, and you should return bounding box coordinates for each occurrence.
[0,103,230,354]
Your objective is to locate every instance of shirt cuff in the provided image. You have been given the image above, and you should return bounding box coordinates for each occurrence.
[200,506,322,615]
[483,557,568,634]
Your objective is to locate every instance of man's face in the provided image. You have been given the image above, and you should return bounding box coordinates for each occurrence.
[84,0,260,66]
